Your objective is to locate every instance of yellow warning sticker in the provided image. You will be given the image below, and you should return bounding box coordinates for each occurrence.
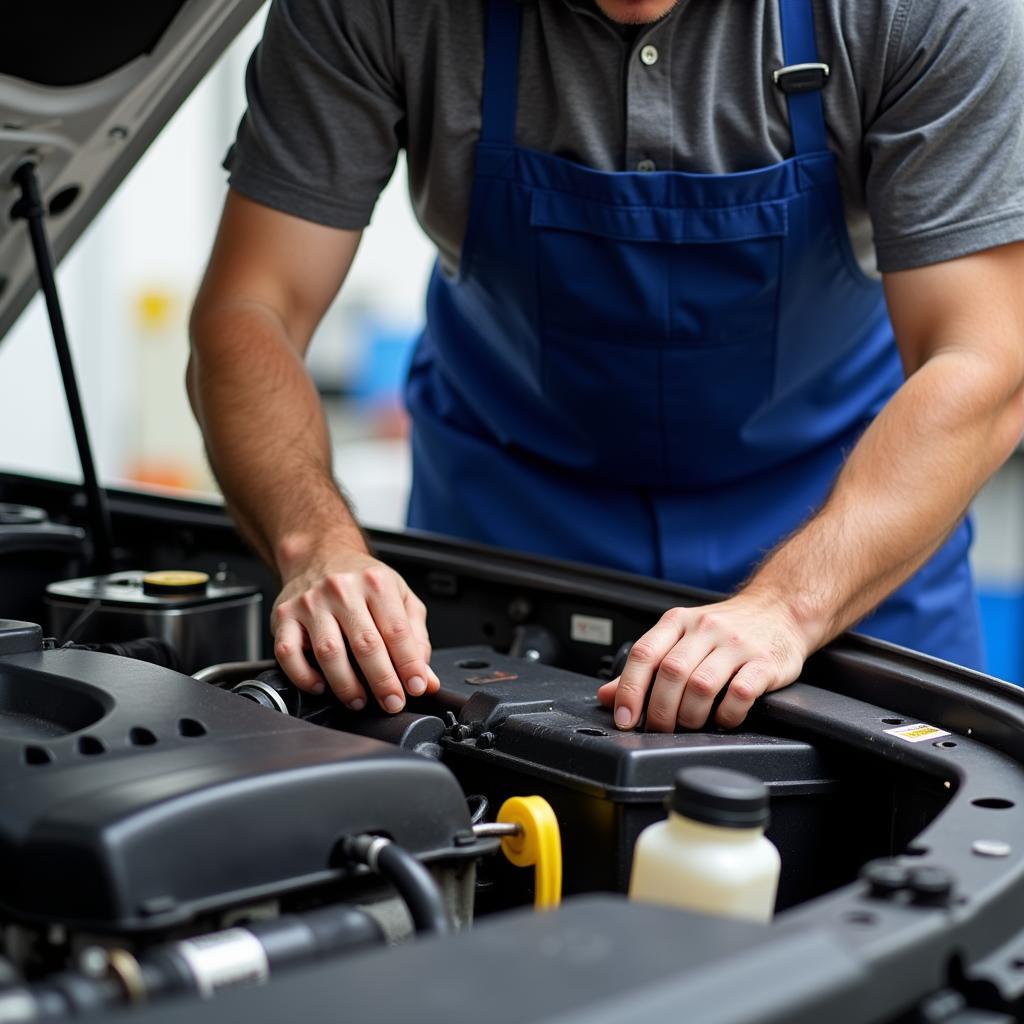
[884,723,951,743]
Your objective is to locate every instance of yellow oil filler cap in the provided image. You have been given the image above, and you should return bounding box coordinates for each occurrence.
[497,796,562,911]
[142,570,211,597]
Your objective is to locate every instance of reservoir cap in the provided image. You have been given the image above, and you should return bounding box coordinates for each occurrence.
[142,570,210,597]
[669,767,770,829]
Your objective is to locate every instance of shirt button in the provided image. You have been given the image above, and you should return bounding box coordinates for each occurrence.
[640,45,659,67]
[637,159,657,172]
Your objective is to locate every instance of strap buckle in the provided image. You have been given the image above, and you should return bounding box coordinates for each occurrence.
[773,62,831,94]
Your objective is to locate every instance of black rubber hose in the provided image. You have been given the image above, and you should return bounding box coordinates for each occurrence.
[143,905,385,1001]
[14,905,387,1017]
[66,637,181,670]
[344,835,452,936]
[251,904,385,964]
[375,842,452,936]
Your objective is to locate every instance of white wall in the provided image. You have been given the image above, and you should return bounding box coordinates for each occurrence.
[0,7,432,521]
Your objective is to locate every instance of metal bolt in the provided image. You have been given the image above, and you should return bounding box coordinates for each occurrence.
[473,822,523,839]
[108,126,128,141]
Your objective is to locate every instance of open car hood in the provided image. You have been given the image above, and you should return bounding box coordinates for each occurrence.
[0,0,265,342]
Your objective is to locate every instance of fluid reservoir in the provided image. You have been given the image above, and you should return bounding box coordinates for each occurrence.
[46,570,261,674]
[628,767,780,923]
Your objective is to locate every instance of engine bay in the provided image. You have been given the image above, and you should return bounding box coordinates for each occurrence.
[3,3,1022,1016]
[1,491,1023,1023]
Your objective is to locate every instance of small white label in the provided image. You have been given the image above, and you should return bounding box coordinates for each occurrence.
[571,614,613,646]
[884,723,950,744]
[175,928,269,998]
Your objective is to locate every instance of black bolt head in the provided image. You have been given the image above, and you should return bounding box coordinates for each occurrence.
[908,865,955,904]
[860,859,910,898]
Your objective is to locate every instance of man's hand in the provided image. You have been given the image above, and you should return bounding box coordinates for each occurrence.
[599,241,1024,734]
[271,546,440,713]
[596,593,811,732]
[190,193,444,714]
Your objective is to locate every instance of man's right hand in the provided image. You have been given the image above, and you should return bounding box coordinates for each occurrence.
[189,194,439,715]
[271,547,440,714]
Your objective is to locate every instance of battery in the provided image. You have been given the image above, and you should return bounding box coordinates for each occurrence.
[401,647,942,914]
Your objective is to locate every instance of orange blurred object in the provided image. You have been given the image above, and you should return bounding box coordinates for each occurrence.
[124,461,192,490]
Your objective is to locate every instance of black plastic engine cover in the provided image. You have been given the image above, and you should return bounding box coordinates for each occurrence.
[0,637,471,933]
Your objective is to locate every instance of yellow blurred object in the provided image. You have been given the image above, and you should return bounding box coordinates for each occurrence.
[497,796,562,911]
[137,289,176,333]
[142,571,210,597]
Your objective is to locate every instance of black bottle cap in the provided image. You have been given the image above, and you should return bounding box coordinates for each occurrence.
[668,767,770,829]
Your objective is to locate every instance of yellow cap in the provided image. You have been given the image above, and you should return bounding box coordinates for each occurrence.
[142,570,210,596]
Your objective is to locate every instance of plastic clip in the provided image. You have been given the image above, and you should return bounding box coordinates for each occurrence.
[772,62,830,94]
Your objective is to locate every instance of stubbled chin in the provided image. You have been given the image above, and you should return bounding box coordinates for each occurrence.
[593,0,679,24]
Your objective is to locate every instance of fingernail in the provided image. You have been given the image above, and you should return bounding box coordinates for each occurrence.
[347,698,366,711]
[384,695,404,714]
[312,683,326,695]
[615,707,633,729]
[407,675,427,697]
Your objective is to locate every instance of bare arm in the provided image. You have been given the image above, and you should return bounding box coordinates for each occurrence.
[601,241,1024,731]
[189,191,438,711]
[189,192,362,563]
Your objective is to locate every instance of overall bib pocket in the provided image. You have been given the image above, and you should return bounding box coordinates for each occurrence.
[531,190,789,485]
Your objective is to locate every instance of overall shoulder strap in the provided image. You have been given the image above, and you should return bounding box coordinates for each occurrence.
[777,0,830,156]
[480,0,523,145]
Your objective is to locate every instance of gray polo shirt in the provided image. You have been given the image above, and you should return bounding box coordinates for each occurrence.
[226,0,1024,279]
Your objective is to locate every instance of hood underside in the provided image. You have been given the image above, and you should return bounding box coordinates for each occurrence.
[0,0,265,342]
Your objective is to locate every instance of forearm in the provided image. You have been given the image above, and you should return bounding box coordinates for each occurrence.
[605,246,1024,731]
[188,299,368,576]
[747,348,1024,649]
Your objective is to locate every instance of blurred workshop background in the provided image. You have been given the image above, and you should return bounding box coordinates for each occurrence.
[0,7,1021,682]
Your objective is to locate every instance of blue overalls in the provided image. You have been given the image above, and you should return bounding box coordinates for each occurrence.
[405,0,985,669]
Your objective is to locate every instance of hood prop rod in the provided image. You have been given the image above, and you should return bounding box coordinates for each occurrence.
[12,162,114,574]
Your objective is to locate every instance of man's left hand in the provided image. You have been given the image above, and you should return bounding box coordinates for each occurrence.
[596,593,811,732]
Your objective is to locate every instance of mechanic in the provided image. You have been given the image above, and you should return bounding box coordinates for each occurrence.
[187,0,1024,733]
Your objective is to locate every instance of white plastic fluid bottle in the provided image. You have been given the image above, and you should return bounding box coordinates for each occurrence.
[628,766,781,923]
